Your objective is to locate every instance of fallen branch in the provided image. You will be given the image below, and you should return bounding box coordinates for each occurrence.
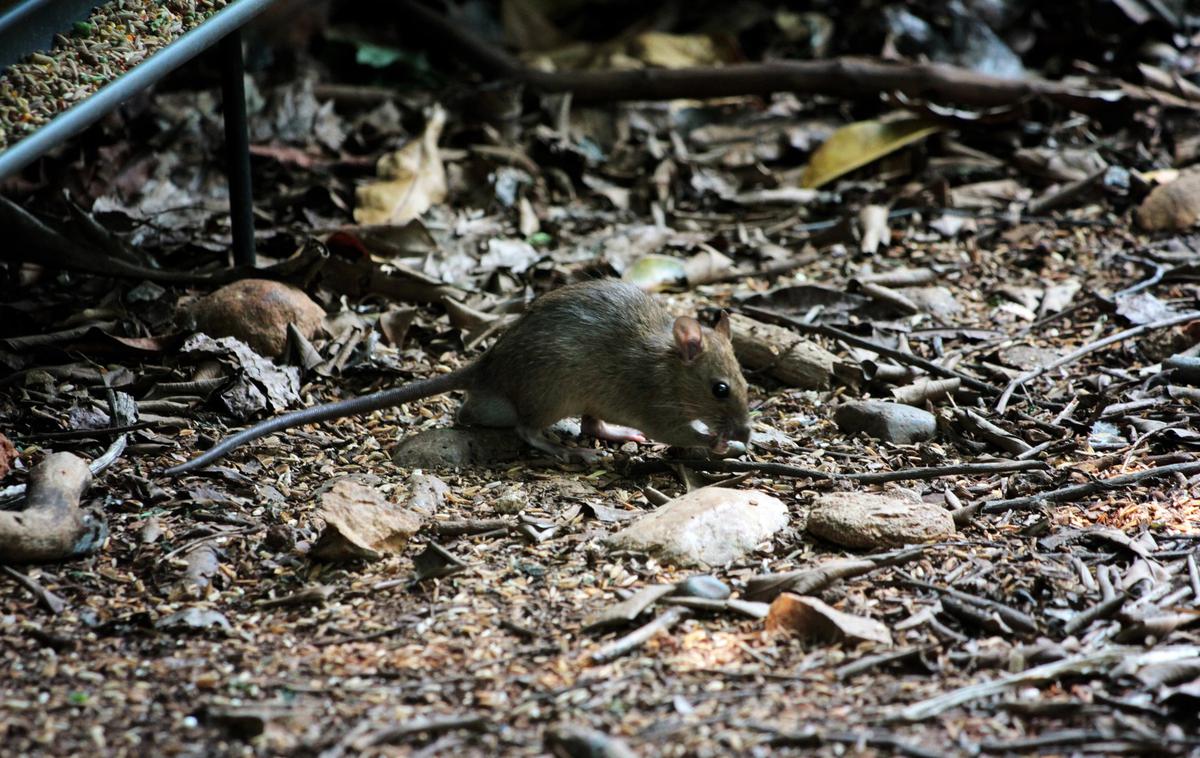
[890,646,1200,722]
[901,575,1039,634]
[964,460,1200,518]
[0,452,107,564]
[995,311,1200,412]
[1,195,328,286]
[398,0,1181,114]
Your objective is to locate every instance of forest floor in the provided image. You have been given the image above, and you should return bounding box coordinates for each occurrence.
[2,2,1200,756]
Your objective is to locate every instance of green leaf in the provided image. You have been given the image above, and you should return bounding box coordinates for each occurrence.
[355,42,404,69]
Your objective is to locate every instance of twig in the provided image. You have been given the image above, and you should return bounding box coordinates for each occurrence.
[1188,554,1200,600]
[159,526,263,563]
[1062,592,1128,636]
[351,715,488,750]
[1025,168,1108,215]
[2,565,67,613]
[589,606,691,664]
[995,311,1200,412]
[397,0,1178,114]
[741,306,1003,395]
[900,576,1039,634]
[315,618,422,647]
[835,646,927,680]
[736,721,949,758]
[635,457,1045,485]
[978,730,1181,754]
[19,422,157,441]
[746,548,926,602]
[433,518,511,537]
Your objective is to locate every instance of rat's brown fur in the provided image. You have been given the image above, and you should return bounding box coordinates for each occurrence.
[164,279,750,475]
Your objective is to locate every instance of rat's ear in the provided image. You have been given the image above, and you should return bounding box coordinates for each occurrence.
[673,316,704,363]
[714,310,731,339]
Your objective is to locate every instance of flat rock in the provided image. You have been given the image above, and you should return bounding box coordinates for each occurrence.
[807,490,955,549]
[190,278,325,358]
[605,487,789,568]
[834,400,936,444]
[391,427,525,468]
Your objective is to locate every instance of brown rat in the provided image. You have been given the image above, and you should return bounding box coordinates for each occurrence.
[163,279,751,475]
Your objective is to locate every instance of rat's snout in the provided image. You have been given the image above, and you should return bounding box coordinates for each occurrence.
[730,421,751,444]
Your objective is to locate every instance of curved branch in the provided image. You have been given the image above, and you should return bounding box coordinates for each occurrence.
[398,0,1176,113]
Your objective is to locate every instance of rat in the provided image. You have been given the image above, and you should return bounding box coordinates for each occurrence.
[163,279,751,475]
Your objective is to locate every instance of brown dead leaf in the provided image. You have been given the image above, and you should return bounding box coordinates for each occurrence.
[0,433,17,480]
[379,306,417,346]
[766,593,892,645]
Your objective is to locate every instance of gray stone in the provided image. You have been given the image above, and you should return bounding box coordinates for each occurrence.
[834,400,936,443]
[606,487,789,568]
[807,490,955,549]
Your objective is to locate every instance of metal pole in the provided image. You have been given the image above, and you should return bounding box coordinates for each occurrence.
[219,28,255,267]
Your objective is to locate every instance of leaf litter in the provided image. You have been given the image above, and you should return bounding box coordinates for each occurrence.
[2,2,1200,756]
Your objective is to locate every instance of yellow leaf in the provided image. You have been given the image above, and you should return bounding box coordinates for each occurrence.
[631,32,725,68]
[800,117,942,189]
[624,254,687,291]
[354,104,447,225]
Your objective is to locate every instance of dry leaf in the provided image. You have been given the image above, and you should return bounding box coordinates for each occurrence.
[354,105,447,225]
[630,32,725,68]
[801,117,941,189]
[311,479,424,562]
[624,254,687,291]
[766,593,892,645]
[948,179,1032,209]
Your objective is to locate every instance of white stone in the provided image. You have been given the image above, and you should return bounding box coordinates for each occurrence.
[606,487,789,568]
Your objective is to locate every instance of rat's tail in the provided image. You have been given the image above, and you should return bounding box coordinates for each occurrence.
[162,369,473,476]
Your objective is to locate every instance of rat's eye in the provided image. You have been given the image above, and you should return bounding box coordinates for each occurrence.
[712,381,730,399]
